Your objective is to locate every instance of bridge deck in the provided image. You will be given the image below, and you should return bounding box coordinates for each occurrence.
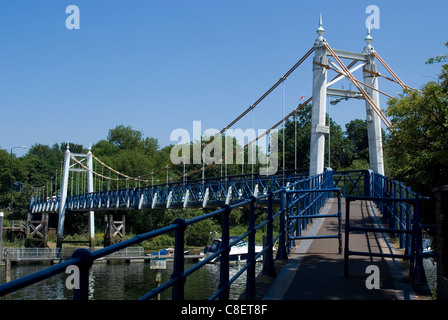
[263,198,431,300]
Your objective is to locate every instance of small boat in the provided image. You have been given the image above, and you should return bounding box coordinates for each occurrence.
[200,236,263,263]
[148,248,189,256]
[422,238,433,254]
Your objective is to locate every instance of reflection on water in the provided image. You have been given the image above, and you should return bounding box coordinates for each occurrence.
[0,261,261,300]
[0,258,438,300]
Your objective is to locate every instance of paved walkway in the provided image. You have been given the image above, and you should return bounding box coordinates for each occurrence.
[263,197,430,300]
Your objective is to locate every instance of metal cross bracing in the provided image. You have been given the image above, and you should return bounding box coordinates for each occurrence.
[309,17,422,177]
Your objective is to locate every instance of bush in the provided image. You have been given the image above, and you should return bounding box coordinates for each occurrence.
[185,219,218,247]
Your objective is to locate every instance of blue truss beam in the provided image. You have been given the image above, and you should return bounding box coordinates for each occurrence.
[31,171,310,214]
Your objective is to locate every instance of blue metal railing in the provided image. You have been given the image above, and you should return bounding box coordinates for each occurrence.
[1,170,333,300]
[342,171,436,282]
[333,169,372,197]
[286,188,342,253]
[30,170,308,214]
[371,173,418,253]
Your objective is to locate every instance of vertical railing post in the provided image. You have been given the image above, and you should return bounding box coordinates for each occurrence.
[392,181,398,237]
[336,190,343,254]
[218,205,231,300]
[297,192,303,235]
[405,187,412,255]
[306,179,312,223]
[276,189,288,260]
[411,195,426,283]
[433,185,448,300]
[364,170,373,197]
[303,188,309,229]
[384,178,391,224]
[72,248,93,300]
[246,196,257,299]
[171,218,187,300]
[343,197,352,277]
[0,212,3,262]
[311,177,316,216]
[399,183,405,249]
[262,193,275,277]
[288,192,295,249]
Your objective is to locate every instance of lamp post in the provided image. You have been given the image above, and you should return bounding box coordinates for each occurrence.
[0,212,4,260]
[10,146,27,210]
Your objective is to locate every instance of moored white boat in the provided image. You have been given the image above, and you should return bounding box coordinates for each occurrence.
[200,236,264,263]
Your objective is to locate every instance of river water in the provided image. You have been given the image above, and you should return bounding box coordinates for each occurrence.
[0,252,438,300]
[0,260,260,300]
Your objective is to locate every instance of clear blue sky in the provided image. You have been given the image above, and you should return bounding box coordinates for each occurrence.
[1,0,446,157]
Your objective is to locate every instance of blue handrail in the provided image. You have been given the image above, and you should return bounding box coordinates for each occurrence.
[343,172,436,282]
[1,170,333,300]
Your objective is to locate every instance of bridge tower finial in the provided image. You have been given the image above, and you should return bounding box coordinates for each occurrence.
[363,26,374,54]
[315,14,326,46]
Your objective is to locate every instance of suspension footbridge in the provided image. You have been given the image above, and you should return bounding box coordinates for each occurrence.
[0,20,439,301]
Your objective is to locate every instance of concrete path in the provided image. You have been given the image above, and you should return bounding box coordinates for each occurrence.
[263,197,426,300]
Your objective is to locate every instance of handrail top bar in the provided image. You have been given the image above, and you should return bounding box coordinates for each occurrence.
[345,195,424,203]
[285,187,340,194]
[7,169,331,299]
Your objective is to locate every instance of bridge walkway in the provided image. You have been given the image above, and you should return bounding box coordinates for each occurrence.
[263,198,432,300]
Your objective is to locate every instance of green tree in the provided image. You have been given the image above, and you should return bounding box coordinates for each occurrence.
[327,117,353,170]
[0,148,12,208]
[386,42,448,194]
[277,104,311,171]
[0,147,29,211]
[345,119,368,162]
[277,103,353,171]
[107,125,144,150]
[92,125,168,183]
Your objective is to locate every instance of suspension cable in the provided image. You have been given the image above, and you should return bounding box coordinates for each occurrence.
[90,153,147,182]
[36,46,421,194]
[168,96,313,182]
[70,153,146,183]
[221,47,315,134]
[372,51,418,94]
[134,47,316,180]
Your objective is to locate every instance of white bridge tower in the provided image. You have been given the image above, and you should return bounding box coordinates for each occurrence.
[309,17,384,176]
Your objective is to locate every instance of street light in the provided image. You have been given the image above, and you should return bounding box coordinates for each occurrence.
[330,97,349,105]
[10,146,27,210]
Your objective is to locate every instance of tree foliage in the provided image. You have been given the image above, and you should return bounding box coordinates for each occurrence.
[1,115,372,244]
[386,42,448,195]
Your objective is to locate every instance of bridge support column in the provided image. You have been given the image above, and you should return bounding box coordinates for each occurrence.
[57,146,71,248]
[26,213,49,248]
[87,148,95,247]
[104,214,126,247]
[309,17,328,177]
[362,34,384,175]
[433,185,448,300]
